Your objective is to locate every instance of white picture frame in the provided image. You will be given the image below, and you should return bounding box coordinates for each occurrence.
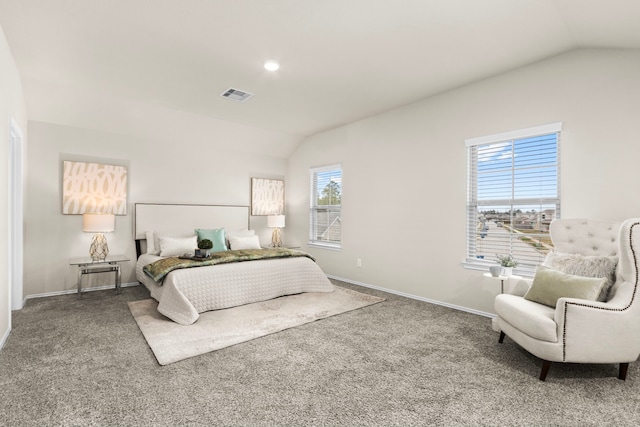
[251,178,284,216]
[62,160,127,215]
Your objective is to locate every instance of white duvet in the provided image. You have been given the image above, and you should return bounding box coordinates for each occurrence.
[136,253,334,325]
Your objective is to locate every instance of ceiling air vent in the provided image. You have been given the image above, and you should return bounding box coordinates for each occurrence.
[220,87,254,102]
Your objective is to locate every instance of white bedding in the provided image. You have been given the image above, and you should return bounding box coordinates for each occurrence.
[136,253,334,325]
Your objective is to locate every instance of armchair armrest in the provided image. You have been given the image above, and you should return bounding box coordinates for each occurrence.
[554,297,614,325]
[554,297,640,362]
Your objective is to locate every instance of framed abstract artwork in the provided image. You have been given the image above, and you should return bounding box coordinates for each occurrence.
[62,160,128,215]
[251,178,284,216]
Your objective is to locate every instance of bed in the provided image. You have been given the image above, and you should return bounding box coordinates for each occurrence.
[134,203,334,325]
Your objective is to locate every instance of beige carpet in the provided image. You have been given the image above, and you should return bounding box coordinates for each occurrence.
[128,286,384,365]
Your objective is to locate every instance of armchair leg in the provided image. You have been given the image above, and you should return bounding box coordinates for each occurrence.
[496,332,553,381]
[619,363,629,381]
[540,360,552,381]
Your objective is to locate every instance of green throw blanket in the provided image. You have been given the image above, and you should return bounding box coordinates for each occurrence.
[143,248,315,283]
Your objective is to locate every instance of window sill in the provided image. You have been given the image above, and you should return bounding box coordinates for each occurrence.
[308,242,342,251]
[462,261,534,279]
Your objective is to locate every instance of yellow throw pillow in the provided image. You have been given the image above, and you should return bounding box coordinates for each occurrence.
[524,265,607,308]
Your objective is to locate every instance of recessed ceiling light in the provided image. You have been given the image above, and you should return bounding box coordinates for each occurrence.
[264,60,280,71]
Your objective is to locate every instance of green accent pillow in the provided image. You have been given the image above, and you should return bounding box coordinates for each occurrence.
[524,265,607,308]
[194,228,227,253]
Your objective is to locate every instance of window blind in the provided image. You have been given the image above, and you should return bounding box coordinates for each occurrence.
[466,123,561,275]
[309,164,342,249]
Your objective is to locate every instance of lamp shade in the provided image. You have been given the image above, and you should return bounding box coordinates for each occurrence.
[83,213,115,233]
[267,215,285,228]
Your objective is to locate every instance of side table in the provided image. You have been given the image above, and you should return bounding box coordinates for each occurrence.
[483,272,508,293]
[483,272,522,294]
[70,255,130,298]
[484,272,521,332]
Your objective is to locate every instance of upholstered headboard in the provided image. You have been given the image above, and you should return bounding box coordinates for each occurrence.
[133,203,250,257]
[549,218,621,256]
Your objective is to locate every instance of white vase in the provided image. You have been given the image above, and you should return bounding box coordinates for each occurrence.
[502,267,513,277]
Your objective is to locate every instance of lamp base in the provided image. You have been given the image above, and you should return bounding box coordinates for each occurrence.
[89,233,110,261]
[271,228,282,247]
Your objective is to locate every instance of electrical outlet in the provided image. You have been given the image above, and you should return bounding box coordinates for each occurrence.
[357,258,362,268]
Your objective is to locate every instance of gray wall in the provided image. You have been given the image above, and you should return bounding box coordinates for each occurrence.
[287,48,640,315]
[24,122,286,296]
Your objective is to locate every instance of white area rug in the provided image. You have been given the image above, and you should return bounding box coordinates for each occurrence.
[128,287,384,365]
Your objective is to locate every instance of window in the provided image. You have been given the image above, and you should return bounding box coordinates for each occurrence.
[466,123,562,275]
[309,164,342,249]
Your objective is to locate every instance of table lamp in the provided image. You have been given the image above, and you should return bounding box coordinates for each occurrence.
[83,213,115,261]
[267,215,285,247]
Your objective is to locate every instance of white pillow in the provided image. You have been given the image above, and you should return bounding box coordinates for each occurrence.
[228,235,261,250]
[158,235,197,257]
[226,229,255,241]
[145,231,157,254]
[146,231,195,255]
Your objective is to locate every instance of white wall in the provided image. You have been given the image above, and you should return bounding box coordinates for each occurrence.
[25,121,286,297]
[287,48,640,315]
[0,24,27,345]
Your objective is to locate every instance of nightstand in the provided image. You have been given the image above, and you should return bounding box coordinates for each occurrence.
[70,255,130,298]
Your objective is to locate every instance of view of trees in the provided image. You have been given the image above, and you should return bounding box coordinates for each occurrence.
[317,180,341,206]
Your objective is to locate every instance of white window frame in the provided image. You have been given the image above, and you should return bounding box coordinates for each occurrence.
[465,123,562,276]
[309,164,342,250]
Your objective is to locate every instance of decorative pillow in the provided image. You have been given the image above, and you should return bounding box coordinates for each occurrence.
[145,231,156,254]
[195,228,227,253]
[524,265,607,308]
[145,231,196,256]
[226,229,255,246]
[543,252,618,301]
[228,235,261,250]
[158,235,197,257]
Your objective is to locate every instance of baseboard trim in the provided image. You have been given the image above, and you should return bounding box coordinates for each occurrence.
[0,325,10,351]
[327,275,496,319]
[25,282,140,301]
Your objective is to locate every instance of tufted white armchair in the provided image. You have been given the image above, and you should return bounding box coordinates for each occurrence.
[494,218,640,381]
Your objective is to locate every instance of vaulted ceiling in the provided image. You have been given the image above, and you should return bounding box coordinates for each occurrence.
[1,0,639,157]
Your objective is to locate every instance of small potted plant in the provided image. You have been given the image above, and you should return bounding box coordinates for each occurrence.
[195,239,213,258]
[496,254,518,276]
